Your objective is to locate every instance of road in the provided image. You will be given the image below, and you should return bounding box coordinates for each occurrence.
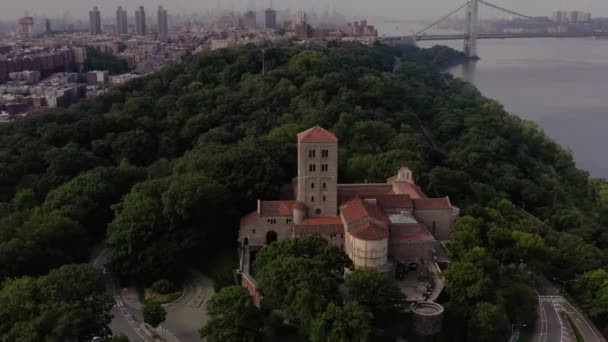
[91,247,152,342]
[164,272,214,342]
[532,276,605,342]
[91,247,215,342]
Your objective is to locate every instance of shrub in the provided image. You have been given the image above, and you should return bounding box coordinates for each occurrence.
[151,279,176,294]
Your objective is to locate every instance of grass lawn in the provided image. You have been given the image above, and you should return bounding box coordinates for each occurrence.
[141,288,182,305]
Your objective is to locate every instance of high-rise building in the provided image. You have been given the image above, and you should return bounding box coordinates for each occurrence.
[157,6,169,38]
[18,17,34,38]
[243,10,257,30]
[45,19,52,34]
[264,8,277,29]
[295,10,308,39]
[135,6,147,36]
[116,6,128,34]
[89,6,102,35]
[296,9,307,26]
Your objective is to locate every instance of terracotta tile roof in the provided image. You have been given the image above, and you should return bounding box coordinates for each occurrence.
[349,222,389,240]
[390,223,434,241]
[373,194,413,210]
[340,197,387,225]
[393,181,427,199]
[259,201,298,216]
[297,126,338,143]
[413,198,451,210]
[338,183,394,205]
[294,216,344,235]
[240,211,258,227]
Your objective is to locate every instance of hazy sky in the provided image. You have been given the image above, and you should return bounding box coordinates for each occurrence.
[2,0,608,21]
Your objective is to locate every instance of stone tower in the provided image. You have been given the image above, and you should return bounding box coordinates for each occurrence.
[296,126,339,217]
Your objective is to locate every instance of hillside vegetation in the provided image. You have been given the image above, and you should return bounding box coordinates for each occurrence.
[1,43,607,340]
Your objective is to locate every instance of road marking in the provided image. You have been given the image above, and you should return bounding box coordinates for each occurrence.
[538,296,548,342]
[561,301,604,342]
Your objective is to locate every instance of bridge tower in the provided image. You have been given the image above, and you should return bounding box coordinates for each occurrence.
[464,0,479,58]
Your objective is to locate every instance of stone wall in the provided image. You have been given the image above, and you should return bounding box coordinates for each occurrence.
[240,216,293,246]
[414,209,454,241]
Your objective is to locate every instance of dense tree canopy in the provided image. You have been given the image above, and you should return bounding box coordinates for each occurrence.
[0,264,113,341]
[200,286,263,342]
[1,42,608,338]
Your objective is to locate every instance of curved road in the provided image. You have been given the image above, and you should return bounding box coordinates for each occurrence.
[532,276,605,342]
[91,248,151,342]
[91,247,214,342]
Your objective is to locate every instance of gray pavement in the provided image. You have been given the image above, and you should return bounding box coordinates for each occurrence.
[91,247,152,342]
[164,272,215,342]
[92,247,215,342]
[532,275,605,342]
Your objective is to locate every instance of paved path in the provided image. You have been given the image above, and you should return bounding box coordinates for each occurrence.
[164,272,215,342]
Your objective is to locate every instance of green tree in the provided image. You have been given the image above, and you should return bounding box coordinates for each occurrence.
[0,264,113,341]
[143,302,167,328]
[443,261,489,304]
[345,268,403,323]
[200,286,262,342]
[310,301,373,342]
[468,302,506,342]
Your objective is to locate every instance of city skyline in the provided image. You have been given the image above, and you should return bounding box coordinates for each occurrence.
[2,0,608,21]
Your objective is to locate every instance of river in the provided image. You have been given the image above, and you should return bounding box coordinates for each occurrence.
[416,38,608,178]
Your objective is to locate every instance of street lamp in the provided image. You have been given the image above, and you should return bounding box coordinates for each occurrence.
[511,324,527,342]
[553,277,577,292]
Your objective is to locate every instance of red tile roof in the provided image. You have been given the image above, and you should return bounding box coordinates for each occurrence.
[372,194,413,210]
[349,222,389,240]
[413,198,451,210]
[338,183,394,205]
[297,126,338,143]
[340,197,387,225]
[294,216,344,235]
[259,201,298,216]
[240,211,258,227]
[390,223,434,241]
[393,181,427,199]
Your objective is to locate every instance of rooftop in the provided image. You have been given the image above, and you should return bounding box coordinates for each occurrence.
[349,222,389,240]
[297,126,338,143]
[340,197,387,225]
[259,200,298,217]
[294,216,344,235]
[413,198,451,210]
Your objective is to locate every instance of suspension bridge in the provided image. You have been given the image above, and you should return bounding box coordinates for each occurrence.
[381,0,605,57]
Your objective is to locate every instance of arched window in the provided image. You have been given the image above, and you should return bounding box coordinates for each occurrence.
[315,208,321,215]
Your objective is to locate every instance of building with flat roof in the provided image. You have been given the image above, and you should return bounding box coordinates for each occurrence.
[265,8,277,29]
[18,17,34,38]
[89,6,102,35]
[243,10,257,30]
[157,6,169,38]
[135,6,147,36]
[116,6,128,34]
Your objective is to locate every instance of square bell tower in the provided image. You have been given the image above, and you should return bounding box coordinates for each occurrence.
[296,126,339,217]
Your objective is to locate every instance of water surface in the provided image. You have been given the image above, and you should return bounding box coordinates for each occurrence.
[418,38,608,178]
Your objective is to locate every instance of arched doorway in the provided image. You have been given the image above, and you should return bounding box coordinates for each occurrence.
[243,237,249,246]
[266,230,278,244]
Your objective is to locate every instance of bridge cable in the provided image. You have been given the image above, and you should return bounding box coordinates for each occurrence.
[414,1,470,36]
[479,1,535,20]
